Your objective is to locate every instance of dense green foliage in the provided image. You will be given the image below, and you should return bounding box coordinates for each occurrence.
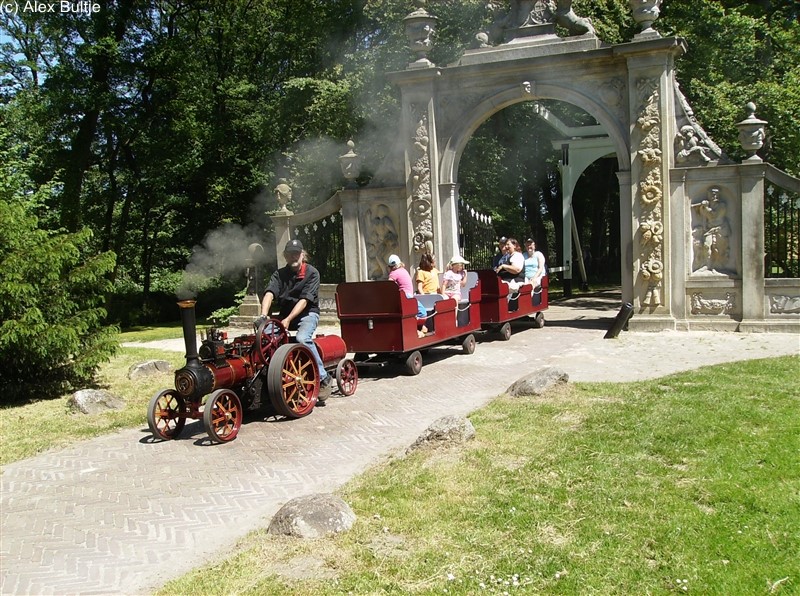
[0,125,118,400]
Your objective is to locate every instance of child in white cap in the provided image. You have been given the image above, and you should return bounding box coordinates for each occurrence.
[442,255,469,303]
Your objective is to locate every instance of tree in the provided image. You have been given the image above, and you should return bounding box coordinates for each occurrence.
[0,117,118,401]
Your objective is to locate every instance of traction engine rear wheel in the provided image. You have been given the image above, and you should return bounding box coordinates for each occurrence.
[203,389,243,443]
[336,358,358,396]
[267,344,318,418]
[147,389,186,440]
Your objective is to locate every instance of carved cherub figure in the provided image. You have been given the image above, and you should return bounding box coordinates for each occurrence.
[676,125,712,165]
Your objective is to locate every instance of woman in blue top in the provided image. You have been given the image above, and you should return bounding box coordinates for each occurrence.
[523,238,546,288]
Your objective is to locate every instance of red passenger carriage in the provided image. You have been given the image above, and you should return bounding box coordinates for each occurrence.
[477,270,549,339]
[335,274,482,375]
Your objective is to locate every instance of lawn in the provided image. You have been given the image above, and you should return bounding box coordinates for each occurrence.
[155,355,799,595]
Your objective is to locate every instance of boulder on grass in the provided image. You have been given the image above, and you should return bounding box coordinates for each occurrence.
[407,415,475,453]
[68,389,126,415]
[507,366,569,397]
[268,493,356,539]
[128,360,172,380]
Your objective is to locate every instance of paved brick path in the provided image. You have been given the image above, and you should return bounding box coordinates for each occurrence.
[2,295,797,595]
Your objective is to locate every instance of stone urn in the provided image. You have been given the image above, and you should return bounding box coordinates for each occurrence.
[630,0,662,36]
[338,139,363,187]
[735,102,768,162]
[404,0,438,66]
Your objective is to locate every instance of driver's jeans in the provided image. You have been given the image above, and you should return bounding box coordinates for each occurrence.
[296,312,328,383]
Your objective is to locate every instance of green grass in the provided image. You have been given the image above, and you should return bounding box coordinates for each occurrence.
[0,347,184,467]
[157,355,799,595]
[119,321,191,343]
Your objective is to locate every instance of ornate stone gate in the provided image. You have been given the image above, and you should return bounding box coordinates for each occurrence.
[275,1,799,333]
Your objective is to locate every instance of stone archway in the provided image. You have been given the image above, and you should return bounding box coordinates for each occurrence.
[322,1,798,332]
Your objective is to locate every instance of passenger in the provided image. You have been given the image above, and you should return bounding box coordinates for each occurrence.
[523,238,546,288]
[442,255,469,303]
[495,237,525,291]
[388,254,429,337]
[491,236,509,268]
[257,239,331,396]
[415,253,441,294]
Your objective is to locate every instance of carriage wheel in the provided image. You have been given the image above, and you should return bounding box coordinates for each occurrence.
[499,322,512,341]
[404,350,423,375]
[147,389,186,440]
[461,334,476,354]
[533,312,545,329]
[267,344,318,418]
[203,389,243,443]
[254,318,288,366]
[336,358,359,396]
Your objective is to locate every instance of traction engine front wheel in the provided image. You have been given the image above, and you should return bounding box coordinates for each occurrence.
[147,389,186,440]
[267,344,319,418]
[203,389,243,443]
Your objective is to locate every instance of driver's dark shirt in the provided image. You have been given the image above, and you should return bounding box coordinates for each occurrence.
[264,262,320,327]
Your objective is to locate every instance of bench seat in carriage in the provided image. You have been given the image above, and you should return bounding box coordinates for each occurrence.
[477,269,548,340]
[335,275,481,374]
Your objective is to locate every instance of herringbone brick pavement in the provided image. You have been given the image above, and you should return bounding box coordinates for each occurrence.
[2,299,797,595]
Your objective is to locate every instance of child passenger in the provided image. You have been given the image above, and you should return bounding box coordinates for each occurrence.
[415,253,440,294]
[388,254,429,337]
[442,255,469,302]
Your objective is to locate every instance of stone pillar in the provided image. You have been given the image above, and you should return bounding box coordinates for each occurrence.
[395,68,444,265]
[619,38,684,330]
[270,211,293,265]
[438,182,460,260]
[738,163,767,330]
[340,188,362,282]
[617,170,634,306]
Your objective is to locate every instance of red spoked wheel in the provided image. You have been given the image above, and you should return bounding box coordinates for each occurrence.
[335,358,358,396]
[267,344,318,418]
[147,389,186,440]
[203,389,243,443]
[254,318,288,367]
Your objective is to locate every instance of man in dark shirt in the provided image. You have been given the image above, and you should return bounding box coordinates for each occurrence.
[258,239,331,391]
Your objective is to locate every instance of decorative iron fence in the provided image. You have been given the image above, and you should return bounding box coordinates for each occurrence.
[458,199,495,269]
[293,211,345,283]
[765,179,800,278]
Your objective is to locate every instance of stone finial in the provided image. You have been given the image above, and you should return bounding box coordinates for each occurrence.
[274,180,293,213]
[338,139,363,187]
[630,0,662,38]
[404,0,438,67]
[735,102,767,162]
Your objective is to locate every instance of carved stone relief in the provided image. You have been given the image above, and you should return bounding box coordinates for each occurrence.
[770,295,800,314]
[675,124,712,166]
[363,203,400,280]
[689,186,734,275]
[634,77,664,308]
[673,81,725,164]
[409,106,434,255]
[691,292,735,316]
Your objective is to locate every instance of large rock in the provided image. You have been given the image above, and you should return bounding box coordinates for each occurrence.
[268,493,356,539]
[68,389,126,415]
[507,366,569,397]
[127,359,172,380]
[407,415,475,453]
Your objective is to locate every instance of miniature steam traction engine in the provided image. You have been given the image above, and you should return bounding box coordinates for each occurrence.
[147,300,357,443]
